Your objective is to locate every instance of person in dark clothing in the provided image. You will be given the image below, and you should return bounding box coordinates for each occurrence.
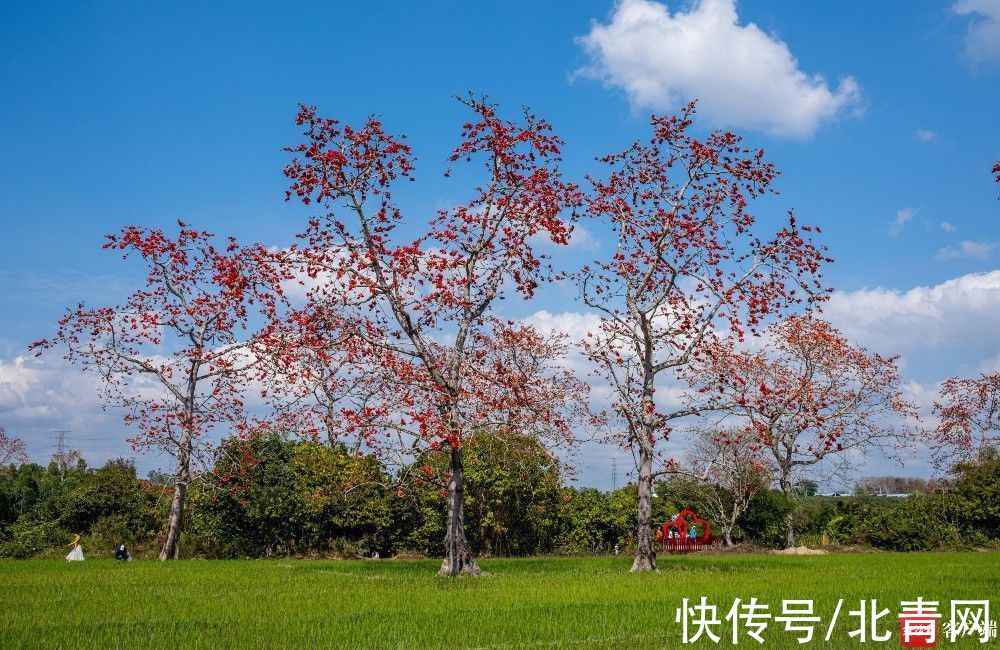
[115,544,131,561]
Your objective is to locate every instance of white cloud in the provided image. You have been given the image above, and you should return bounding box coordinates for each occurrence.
[935,240,997,261]
[566,224,601,251]
[819,270,1000,478]
[915,129,938,142]
[0,345,265,470]
[529,223,601,252]
[521,310,604,379]
[824,270,1000,352]
[888,207,916,236]
[577,0,861,138]
[0,355,101,426]
[940,221,957,233]
[522,309,602,342]
[954,0,1000,64]
[531,270,1000,485]
[0,353,129,465]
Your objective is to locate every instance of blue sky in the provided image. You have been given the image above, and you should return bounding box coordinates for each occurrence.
[1,0,998,487]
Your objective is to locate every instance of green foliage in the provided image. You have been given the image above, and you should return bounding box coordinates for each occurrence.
[0,459,158,558]
[0,517,64,559]
[946,447,1000,543]
[554,486,635,554]
[833,496,963,551]
[794,479,820,497]
[392,432,565,557]
[57,459,158,542]
[822,448,999,551]
[653,477,733,539]
[738,490,795,547]
[2,442,998,559]
[191,431,392,558]
[730,450,1000,551]
[462,433,563,556]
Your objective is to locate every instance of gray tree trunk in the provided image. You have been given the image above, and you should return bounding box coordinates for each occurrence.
[785,512,796,548]
[159,431,191,561]
[631,444,657,572]
[438,446,481,577]
[159,476,187,560]
[780,474,796,548]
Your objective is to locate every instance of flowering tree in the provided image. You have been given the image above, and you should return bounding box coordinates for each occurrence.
[256,304,377,451]
[31,223,284,559]
[0,426,29,466]
[932,373,1000,468]
[683,429,771,547]
[578,103,829,571]
[282,96,588,576]
[697,315,917,546]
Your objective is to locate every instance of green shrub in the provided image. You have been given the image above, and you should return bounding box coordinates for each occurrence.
[738,490,795,547]
[0,518,66,559]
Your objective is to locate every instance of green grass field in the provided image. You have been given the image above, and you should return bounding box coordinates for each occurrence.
[1,553,997,648]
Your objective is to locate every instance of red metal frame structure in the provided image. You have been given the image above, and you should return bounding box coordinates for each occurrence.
[656,508,715,552]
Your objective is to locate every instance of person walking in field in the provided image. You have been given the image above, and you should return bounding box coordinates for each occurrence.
[66,534,84,561]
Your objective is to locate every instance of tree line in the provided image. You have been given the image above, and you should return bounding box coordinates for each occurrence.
[2,432,997,559]
[23,95,1000,574]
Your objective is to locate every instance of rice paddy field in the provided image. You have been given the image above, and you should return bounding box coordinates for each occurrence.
[1,553,998,648]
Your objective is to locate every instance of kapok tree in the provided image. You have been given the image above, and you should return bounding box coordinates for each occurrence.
[696,315,917,547]
[282,96,587,576]
[684,429,771,547]
[31,223,285,559]
[339,319,591,547]
[255,303,380,451]
[932,373,1000,468]
[0,426,29,466]
[579,103,829,571]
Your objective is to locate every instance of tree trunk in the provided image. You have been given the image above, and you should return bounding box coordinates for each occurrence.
[159,442,190,561]
[780,475,796,548]
[159,480,186,560]
[438,446,481,577]
[631,444,657,572]
[723,527,733,547]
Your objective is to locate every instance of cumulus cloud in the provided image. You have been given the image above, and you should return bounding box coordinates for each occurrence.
[520,310,603,378]
[954,0,1000,64]
[940,221,957,233]
[521,309,602,342]
[888,208,916,236]
[0,355,102,427]
[0,353,130,464]
[577,0,861,138]
[527,271,1000,483]
[915,129,938,142]
[0,345,266,470]
[935,240,997,261]
[823,270,1000,353]
[799,270,1000,475]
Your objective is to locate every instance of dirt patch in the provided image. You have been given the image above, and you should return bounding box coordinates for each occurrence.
[773,546,828,555]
